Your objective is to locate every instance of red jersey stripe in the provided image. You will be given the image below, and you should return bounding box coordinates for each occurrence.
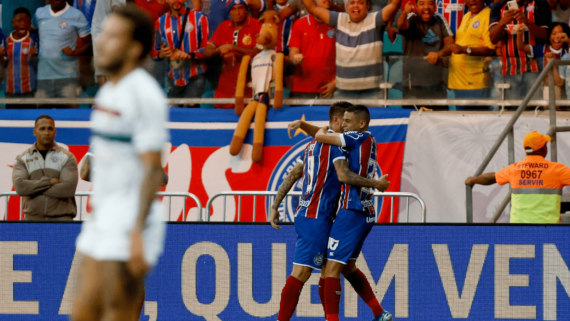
[307,144,330,218]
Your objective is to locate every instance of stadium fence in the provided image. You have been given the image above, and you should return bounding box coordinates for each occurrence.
[0,191,426,223]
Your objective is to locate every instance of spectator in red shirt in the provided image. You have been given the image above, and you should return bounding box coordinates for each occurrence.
[133,0,170,24]
[205,0,261,109]
[288,0,336,99]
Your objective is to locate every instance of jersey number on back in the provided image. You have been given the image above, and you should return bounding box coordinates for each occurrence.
[307,156,315,192]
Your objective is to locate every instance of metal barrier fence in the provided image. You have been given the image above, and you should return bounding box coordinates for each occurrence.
[205,191,427,223]
[1,190,427,222]
[3,97,570,107]
[0,191,203,222]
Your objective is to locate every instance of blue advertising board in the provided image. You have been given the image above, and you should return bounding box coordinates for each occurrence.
[1,223,570,320]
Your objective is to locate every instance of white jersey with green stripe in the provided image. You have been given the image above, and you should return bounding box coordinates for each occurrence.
[88,68,169,230]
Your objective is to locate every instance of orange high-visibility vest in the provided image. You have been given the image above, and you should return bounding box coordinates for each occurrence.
[495,155,570,223]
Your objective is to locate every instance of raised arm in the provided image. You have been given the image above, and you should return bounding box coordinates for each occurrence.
[248,0,264,17]
[315,126,342,146]
[397,3,414,30]
[514,11,547,41]
[269,162,304,229]
[287,120,320,138]
[489,9,517,44]
[301,0,330,25]
[277,6,295,22]
[334,159,390,191]
[515,25,531,53]
[382,0,403,24]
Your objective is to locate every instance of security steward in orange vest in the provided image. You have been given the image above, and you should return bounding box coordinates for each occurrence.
[466,131,570,223]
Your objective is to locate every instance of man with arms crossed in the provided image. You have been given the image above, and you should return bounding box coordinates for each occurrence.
[314,105,387,321]
[72,5,169,321]
[270,102,392,321]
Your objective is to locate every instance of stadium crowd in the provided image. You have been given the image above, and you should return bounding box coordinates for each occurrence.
[0,0,570,109]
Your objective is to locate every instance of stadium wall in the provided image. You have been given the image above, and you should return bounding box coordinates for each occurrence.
[2,109,570,223]
[2,223,570,320]
[401,113,570,223]
[0,108,411,223]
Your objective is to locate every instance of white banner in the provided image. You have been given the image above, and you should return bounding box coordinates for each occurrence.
[400,112,570,223]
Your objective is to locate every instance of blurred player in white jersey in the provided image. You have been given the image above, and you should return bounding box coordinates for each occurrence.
[72,4,169,321]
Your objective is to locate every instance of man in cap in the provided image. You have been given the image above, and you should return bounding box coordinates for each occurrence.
[466,131,570,223]
[206,0,261,108]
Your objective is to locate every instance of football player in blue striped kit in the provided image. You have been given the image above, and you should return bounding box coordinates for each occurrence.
[315,104,392,321]
[270,102,391,321]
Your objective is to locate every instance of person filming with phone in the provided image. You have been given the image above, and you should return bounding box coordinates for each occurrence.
[489,0,551,101]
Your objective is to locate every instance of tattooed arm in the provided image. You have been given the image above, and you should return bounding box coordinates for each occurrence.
[334,160,390,191]
[269,162,304,229]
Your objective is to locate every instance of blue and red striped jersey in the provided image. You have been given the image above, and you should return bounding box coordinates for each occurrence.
[5,32,37,94]
[490,0,551,76]
[152,9,209,86]
[297,130,347,219]
[338,131,378,216]
[436,0,465,35]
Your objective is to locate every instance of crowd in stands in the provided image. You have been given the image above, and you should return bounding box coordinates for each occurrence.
[1,0,570,109]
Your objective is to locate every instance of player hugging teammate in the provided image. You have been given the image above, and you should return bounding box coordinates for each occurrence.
[270,103,394,321]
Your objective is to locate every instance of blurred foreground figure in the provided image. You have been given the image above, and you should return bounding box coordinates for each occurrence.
[72,5,169,321]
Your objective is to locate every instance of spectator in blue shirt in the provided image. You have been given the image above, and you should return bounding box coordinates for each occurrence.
[73,0,97,25]
[33,0,92,102]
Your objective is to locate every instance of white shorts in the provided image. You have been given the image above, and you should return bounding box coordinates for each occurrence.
[76,201,166,267]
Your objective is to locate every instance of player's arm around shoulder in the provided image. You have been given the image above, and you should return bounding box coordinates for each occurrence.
[287,120,320,138]
[315,126,343,146]
[333,159,390,191]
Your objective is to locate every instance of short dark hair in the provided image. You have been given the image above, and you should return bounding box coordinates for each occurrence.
[111,4,154,61]
[35,115,54,126]
[13,7,31,19]
[347,105,370,126]
[329,101,353,122]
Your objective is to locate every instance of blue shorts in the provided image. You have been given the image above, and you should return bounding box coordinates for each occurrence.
[293,207,333,270]
[327,209,374,264]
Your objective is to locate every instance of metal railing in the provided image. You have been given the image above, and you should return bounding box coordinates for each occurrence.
[3,97,570,107]
[0,191,203,221]
[205,191,427,223]
[466,59,570,223]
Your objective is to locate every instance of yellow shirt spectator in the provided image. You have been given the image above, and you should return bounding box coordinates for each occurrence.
[449,7,495,90]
